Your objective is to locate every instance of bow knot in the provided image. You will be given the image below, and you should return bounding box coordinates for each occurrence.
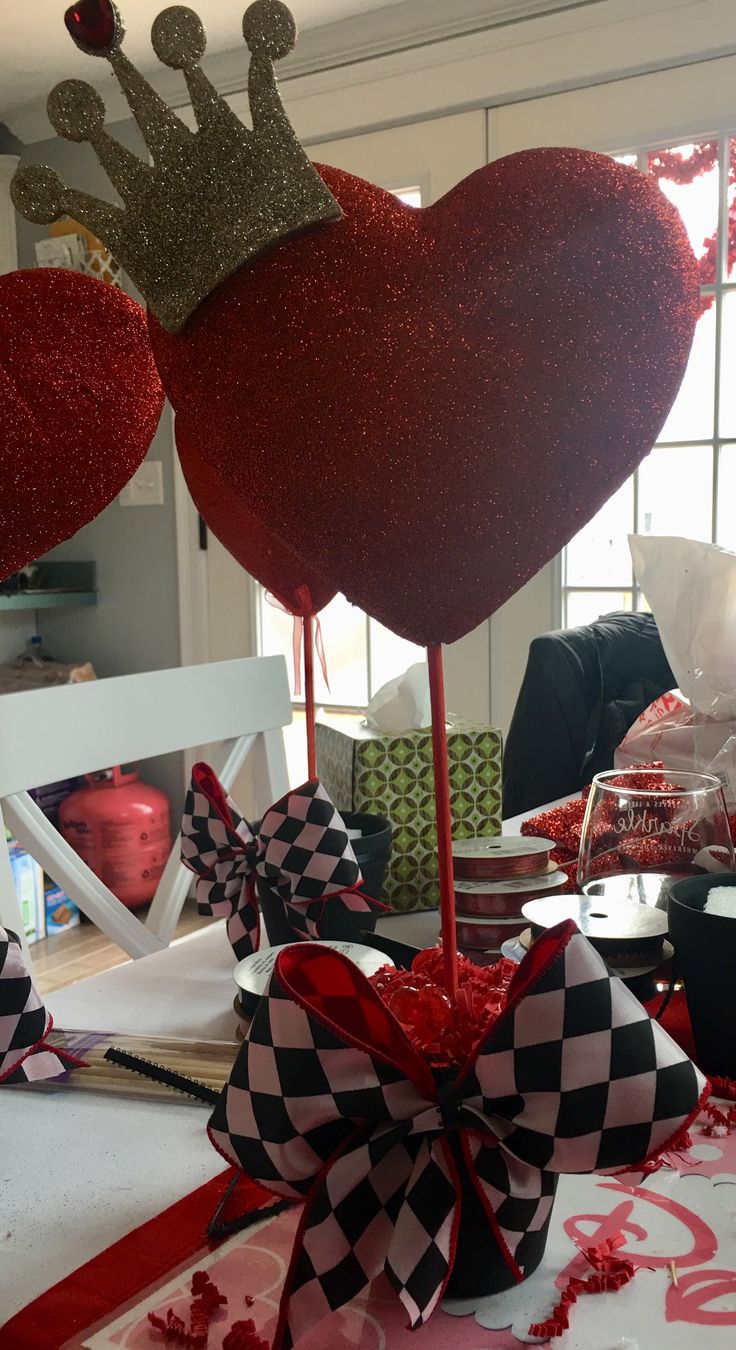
[181,763,385,961]
[435,1075,464,1130]
[210,925,706,1349]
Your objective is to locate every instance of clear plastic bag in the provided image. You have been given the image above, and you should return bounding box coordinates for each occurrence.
[615,537,736,793]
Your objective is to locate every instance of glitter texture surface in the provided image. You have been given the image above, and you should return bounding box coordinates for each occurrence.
[177,426,335,614]
[151,151,698,646]
[0,269,163,580]
[12,2,342,332]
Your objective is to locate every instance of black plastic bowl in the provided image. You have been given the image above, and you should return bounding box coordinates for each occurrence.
[668,872,736,1077]
[259,809,392,947]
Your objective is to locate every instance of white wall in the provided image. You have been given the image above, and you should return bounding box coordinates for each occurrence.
[10,122,183,807]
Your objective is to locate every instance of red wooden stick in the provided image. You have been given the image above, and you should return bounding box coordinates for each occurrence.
[304,611,317,780]
[427,643,458,998]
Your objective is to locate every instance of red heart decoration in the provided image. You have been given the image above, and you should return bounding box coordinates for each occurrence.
[177,426,335,616]
[150,149,698,646]
[0,269,163,581]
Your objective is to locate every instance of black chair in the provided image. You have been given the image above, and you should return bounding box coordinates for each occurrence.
[502,610,675,818]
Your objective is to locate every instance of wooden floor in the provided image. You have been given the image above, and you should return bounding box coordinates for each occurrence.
[32,900,210,995]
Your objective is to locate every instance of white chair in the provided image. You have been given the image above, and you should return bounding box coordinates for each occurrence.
[0,656,291,965]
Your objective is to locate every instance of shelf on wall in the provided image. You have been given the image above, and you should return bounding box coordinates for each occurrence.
[0,560,97,612]
[0,591,97,611]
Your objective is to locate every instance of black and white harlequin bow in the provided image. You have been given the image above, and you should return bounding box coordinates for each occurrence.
[0,927,82,1083]
[209,921,706,1349]
[181,763,385,961]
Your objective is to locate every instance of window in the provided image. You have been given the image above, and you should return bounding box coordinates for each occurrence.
[563,137,735,626]
[259,186,424,708]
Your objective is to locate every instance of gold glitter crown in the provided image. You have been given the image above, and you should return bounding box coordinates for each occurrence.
[11,2,342,332]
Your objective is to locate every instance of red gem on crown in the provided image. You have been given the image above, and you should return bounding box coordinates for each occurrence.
[64,0,118,52]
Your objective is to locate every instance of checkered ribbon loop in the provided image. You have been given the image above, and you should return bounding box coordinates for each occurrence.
[0,927,81,1084]
[209,923,706,1348]
[181,763,379,961]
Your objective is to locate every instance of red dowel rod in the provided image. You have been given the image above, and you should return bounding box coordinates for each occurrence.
[427,642,459,999]
[304,611,317,781]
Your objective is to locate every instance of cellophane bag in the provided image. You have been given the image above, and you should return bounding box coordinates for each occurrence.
[615,536,736,799]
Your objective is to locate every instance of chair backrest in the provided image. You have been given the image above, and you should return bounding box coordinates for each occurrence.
[502,611,673,817]
[0,656,292,966]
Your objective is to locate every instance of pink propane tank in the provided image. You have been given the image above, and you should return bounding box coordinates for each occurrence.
[59,766,171,909]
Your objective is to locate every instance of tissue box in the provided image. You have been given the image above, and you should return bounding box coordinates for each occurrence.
[316,715,503,910]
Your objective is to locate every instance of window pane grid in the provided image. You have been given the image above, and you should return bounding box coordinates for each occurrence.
[564,133,735,626]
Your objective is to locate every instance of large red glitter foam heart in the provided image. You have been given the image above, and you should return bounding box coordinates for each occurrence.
[177,428,335,616]
[0,269,163,581]
[151,149,698,646]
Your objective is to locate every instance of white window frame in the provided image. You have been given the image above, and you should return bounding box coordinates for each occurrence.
[562,128,736,627]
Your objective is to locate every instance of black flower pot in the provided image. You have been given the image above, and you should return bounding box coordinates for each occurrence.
[444,1142,558,1298]
[668,873,736,1078]
[258,809,392,947]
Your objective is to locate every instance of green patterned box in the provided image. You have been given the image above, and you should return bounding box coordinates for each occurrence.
[315,715,502,911]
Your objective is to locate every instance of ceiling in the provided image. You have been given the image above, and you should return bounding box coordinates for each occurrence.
[0,0,413,135]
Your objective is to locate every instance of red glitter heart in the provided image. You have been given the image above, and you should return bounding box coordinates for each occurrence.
[0,270,163,581]
[150,150,698,646]
[64,0,118,52]
[177,427,335,616]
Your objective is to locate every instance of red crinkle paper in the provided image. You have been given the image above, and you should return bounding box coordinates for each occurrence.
[528,1233,636,1339]
[148,1272,270,1349]
[222,1321,270,1350]
[711,1076,736,1103]
[702,1099,736,1136]
[370,946,516,1067]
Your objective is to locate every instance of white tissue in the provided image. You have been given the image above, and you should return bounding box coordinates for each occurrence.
[629,535,736,720]
[704,887,736,919]
[364,662,431,734]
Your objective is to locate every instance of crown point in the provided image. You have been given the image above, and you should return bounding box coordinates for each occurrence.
[242,0,296,62]
[151,7,206,70]
[48,80,106,143]
[10,164,66,224]
[64,1,123,56]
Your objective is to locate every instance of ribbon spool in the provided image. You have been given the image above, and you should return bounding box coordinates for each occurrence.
[452,835,556,881]
[454,869,567,918]
[455,913,528,950]
[521,895,670,969]
[234,940,392,1019]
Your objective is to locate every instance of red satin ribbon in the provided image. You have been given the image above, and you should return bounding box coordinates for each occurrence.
[264,592,330,697]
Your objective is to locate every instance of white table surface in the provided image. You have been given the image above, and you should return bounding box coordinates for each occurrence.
[0,801,566,1329]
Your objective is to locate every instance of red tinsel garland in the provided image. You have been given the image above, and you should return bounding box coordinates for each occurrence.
[520,762,736,891]
[646,140,736,311]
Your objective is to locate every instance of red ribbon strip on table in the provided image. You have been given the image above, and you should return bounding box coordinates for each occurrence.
[264,590,330,697]
[180,763,386,962]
